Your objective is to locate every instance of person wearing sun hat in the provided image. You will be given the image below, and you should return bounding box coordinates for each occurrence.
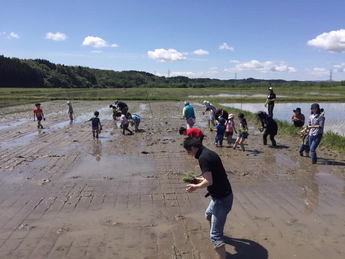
[203,100,217,130]
[225,114,237,146]
[182,101,196,129]
[265,86,276,116]
[306,103,325,164]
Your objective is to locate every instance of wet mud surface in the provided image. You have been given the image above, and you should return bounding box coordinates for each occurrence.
[0,101,344,259]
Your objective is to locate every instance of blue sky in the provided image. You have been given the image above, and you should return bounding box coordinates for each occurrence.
[1,0,345,80]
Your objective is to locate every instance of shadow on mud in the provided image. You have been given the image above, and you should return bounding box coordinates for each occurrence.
[269,144,290,149]
[319,158,345,166]
[224,236,268,259]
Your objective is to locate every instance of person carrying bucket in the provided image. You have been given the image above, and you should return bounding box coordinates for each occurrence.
[182,101,196,129]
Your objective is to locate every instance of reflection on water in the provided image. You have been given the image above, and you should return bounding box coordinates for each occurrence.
[66,154,155,180]
[189,93,270,98]
[221,102,345,135]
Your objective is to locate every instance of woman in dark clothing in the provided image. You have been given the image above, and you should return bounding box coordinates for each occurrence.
[257,111,278,147]
[265,87,276,116]
[215,109,229,122]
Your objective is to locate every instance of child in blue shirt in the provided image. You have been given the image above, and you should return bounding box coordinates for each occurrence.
[215,118,226,147]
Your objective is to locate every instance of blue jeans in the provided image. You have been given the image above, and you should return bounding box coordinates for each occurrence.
[215,134,224,146]
[309,134,322,161]
[205,193,233,248]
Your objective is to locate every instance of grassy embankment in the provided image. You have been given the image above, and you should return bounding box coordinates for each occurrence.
[216,103,345,154]
[1,86,345,108]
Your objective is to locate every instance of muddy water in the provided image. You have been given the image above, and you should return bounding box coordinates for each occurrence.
[221,102,345,135]
[0,101,344,259]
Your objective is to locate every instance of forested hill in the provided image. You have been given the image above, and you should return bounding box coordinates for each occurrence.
[0,55,341,88]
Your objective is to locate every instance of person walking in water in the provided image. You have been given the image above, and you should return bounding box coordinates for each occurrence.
[265,86,276,116]
[183,137,233,259]
[67,101,74,121]
[307,103,325,164]
[233,113,248,151]
[33,103,45,129]
[182,101,196,129]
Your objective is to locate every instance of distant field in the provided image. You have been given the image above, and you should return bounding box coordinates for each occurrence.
[0,86,345,108]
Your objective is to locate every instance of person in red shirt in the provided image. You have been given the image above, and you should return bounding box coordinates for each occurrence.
[33,103,45,129]
[179,127,205,142]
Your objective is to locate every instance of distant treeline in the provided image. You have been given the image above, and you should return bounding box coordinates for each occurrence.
[1,55,344,88]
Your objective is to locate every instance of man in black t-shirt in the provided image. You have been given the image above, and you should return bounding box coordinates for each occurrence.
[265,87,276,116]
[183,137,233,259]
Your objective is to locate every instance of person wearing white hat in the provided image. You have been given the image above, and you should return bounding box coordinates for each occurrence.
[265,87,276,116]
[203,100,217,130]
[225,114,237,146]
[67,101,74,121]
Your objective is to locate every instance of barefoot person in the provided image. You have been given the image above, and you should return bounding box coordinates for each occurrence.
[33,103,45,129]
[203,100,217,130]
[179,126,205,142]
[88,111,102,139]
[182,101,196,129]
[67,101,74,121]
[257,111,278,147]
[115,100,129,114]
[120,112,133,135]
[183,137,233,259]
[233,113,248,151]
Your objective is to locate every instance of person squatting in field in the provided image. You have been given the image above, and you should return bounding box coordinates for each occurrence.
[183,137,233,259]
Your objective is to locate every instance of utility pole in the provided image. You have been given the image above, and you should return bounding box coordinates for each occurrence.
[167,69,171,78]
[329,69,333,81]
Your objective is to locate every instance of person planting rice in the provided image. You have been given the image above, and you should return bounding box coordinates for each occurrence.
[179,126,205,142]
[109,104,122,123]
[130,113,141,132]
[203,100,217,130]
[215,118,226,147]
[265,86,276,116]
[183,137,233,259]
[120,112,133,135]
[225,114,237,147]
[115,100,129,114]
[291,108,305,128]
[306,104,325,164]
[257,111,278,147]
[67,101,74,121]
[88,111,102,139]
[33,103,45,129]
[182,101,196,129]
[233,113,248,151]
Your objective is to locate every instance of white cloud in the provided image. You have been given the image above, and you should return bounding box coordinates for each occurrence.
[192,49,209,55]
[334,62,345,72]
[147,48,186,62]
[309,67,329,77]
[82,36,118,48]
[170,70,219,78]
[234,60,296,73]
[219,42,234,51]
[307,29,345,53]
[229,59,240,64]
[0,32,20,39]
[45,32,67,41]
